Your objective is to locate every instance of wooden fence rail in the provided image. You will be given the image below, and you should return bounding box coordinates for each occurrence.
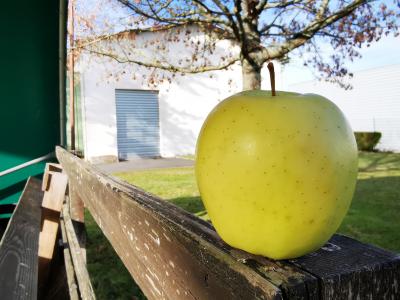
[56,146,400,299]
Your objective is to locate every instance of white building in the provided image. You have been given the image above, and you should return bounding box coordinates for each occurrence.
[286,64,400,152]
[73,27,399,163]
[73,27,282,163]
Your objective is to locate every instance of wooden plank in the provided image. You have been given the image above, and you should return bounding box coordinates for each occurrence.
[0,177,43,300]
[41,171,68,212]
[41,233,69,300]
[63,201,96,300]
[42,163,63,192]
[290,234,400,299]
[60,214,80,300]
[38,171,68,288]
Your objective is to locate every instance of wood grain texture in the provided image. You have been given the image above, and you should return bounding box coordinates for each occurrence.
[63,202,95,300]
[69,185,85,223]
[0,177,43,300]
[60,217,80,300]
[38,170,68,289]
[290,234,400,299]
[41,171,68,213]
[72,220,87,264]
[56,147,313,300]
[41,233,69,300]
[42,163,63,192]
[56,147,400,300]
[68,184,86,262]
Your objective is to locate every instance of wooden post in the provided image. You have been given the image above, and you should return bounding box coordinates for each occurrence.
[59,0,68,147]
[69,186,86,263]
[69,182,87,264]
[69,185,84,223]
[68,0,75,151]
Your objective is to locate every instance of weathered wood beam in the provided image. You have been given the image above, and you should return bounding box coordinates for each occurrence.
[290,234,400,298]
[57,147,285,299]
[69,186,85,223]
[41,237,70,300]
[38,165,68,289]
[0,177,43,300]
[42,163,63,192]
[56,146,400,299]
[69,185,87,262]
[57,148,317,299]
[60,215,80,300]
[63,201,95,300]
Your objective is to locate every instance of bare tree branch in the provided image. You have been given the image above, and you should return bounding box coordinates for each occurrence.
[76,0,399,90]
[82,47,240,73]
[258,0,368,62]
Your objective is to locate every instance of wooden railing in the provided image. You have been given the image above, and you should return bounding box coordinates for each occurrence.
[0,147,399,299]
[56,146,400,299]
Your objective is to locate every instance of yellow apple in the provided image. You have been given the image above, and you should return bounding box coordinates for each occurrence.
[195,90,358,259]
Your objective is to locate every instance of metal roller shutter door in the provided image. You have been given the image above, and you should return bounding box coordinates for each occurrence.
[115,89,160,159]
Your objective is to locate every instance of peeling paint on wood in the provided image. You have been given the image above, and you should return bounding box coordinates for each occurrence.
[56,147,400,300]
[57,147,282,299]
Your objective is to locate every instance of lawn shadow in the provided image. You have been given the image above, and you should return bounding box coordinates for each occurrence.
[359,152,400,172]
[168,196,211,221]
[169,196,205,214]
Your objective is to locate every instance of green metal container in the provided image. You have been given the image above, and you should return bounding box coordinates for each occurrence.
[0,0,61,218]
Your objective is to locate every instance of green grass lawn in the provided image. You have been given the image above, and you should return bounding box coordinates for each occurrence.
[86,151,400,299]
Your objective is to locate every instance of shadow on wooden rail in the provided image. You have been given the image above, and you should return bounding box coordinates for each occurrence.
[56,146,400,300]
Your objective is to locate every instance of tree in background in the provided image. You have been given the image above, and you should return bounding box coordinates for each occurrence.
[74,0,399,90]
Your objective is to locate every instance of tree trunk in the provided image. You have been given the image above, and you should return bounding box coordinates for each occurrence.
[241,58,262,91]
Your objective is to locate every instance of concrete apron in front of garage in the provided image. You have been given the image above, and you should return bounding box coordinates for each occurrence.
[96,157,194,174]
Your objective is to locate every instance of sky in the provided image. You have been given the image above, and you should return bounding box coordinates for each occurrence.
[282,35,400,87]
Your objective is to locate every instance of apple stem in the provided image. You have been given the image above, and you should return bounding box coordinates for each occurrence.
[267,62,276,96]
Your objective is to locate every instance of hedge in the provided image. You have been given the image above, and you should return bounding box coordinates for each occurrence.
[354,132,382,151]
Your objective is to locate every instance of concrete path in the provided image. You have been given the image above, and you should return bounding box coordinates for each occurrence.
[96,157,194,174]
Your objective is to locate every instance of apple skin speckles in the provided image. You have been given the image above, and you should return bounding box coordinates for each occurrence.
[195,90,358,259]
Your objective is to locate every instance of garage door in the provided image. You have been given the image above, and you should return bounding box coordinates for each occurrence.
[115,89,160,159]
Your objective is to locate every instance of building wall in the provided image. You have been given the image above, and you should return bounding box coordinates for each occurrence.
[287,64,400,152]
[78,30,282,161]
[0,0,60,213]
